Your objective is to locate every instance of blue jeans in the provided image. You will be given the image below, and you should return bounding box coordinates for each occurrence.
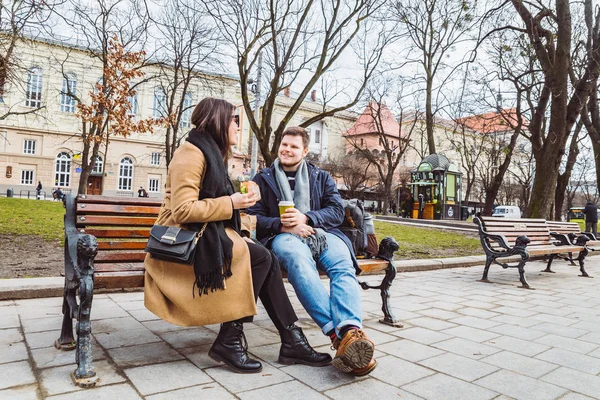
[271,232,362,336]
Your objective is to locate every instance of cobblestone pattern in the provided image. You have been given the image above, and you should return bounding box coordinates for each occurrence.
[1,259,600,399]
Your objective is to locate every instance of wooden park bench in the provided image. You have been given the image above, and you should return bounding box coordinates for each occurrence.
[55,194,400,387]
[473,216,591,289]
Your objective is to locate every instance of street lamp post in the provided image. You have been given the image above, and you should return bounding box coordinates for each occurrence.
[250,52,263,179]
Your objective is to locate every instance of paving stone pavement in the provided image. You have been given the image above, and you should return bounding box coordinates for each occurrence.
[1,259,600,399]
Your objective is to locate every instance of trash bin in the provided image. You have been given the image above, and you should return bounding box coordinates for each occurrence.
[461,206,469,220]
[6,188,13,198]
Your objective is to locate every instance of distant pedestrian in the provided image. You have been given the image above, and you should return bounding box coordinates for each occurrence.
[584,200,598,238]
[53,187,64,202]
[138,186,149,198]
[36,181,42,200]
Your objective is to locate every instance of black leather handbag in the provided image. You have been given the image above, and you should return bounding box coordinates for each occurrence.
[145,223,207,264]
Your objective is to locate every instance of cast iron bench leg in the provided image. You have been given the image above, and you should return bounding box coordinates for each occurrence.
[578,247,590,277]
[542,254,556,273]
[55,288,77,350]
[71,234,98,388]
[517,259,531,289]
[358,237,403,327]
[479,256,493,283]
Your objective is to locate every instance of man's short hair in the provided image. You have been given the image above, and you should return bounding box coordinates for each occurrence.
[282,126,310,149]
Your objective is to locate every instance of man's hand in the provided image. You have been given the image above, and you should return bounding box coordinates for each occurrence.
[280,208,309,227]
[281,223,314,238]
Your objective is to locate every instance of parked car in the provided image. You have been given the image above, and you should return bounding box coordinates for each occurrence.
[492,205,522,218]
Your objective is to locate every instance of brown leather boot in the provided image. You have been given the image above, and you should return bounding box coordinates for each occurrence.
[331,328,374,372]
[349,358,378,376]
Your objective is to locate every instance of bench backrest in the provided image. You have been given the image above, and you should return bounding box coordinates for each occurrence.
[73,195,161,287]
[476,216,553,248]
[545,220,582,236]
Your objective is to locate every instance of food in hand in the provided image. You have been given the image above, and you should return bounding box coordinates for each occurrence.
[240,181,261,200]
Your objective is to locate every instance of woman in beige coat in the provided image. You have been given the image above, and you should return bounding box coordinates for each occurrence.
[144,97,331,373]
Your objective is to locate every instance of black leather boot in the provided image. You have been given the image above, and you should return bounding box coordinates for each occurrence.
[208,321,263,373]
[278,324,332,366]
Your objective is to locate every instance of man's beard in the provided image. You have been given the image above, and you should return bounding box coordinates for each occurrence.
[278,156,302,169]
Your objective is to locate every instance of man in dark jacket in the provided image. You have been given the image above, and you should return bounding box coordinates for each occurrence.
[583,201,598,238]
[247,127,376,376]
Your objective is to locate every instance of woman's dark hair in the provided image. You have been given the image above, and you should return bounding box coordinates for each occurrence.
[191,97,235,160]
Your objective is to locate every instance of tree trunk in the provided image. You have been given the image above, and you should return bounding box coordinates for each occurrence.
[554,121,582,220]
[425,78,436,155]
[527,155,561,219]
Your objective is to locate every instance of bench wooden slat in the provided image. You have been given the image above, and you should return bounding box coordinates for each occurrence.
[76,216,157,227]
[95,271,145,289]
[95,252,146,263]
[97,242,148,250]
[78,195,162,206]
[77,203,161,216]
[356,259,390,273]
[81,228,151,239]
[94,262,146,272]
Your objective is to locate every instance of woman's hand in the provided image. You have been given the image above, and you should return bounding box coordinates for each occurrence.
[230,192,258,209]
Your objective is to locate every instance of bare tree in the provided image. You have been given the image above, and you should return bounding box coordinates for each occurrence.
[0,0,63,119]
[505,0,600,218]
[345,78,418,214]
[57,0,159,194]
[554,119,584,220]
[391,0,490,155]
[202,0,394,166]
[150,0,222,168]
[325,152,373,200]
[72,36,165,194]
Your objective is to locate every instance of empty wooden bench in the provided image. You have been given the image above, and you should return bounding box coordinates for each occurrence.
[56,194,401,387]
[473,216,590,289]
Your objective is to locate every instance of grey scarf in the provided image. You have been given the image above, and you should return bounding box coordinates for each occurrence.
[274,158,310,213]
[273,158,327,260]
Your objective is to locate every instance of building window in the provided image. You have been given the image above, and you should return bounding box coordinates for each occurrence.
[23,139,36,155]
[54,152,71,187]
[26,67,43,108]
[360,138,364,147]
[378,138,383,146]
[118,157,133,191]
[21,170,34,185]
[180,92,193,128]
[315,129,321,144]
[92,155,103,174]
[150,152,161,166]
[60,73,77,113]
[148,178,160,193]
[127,92,138,117]
[153,87,166,119]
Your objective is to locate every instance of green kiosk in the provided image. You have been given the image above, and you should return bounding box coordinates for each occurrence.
[410,154,462,220]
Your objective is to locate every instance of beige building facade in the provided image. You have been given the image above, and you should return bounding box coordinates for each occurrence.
[0,37,355,198]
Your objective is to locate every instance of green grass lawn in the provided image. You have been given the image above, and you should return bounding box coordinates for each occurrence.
[0,198,65,244]
[373,220,482,260]
[0,197,483,259]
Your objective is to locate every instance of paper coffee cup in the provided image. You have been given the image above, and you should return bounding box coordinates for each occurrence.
[278,201,294,216]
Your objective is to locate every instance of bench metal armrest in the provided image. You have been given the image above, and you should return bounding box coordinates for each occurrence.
[549,232,573,246]
[580,232,597,241]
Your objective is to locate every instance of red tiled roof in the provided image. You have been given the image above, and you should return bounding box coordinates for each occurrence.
[455,108,527,134]
[345,102,403,137]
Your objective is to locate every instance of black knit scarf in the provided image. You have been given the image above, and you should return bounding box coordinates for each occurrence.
[186,128,240,296]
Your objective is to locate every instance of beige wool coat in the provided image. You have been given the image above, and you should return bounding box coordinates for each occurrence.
[144,142,257,326]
